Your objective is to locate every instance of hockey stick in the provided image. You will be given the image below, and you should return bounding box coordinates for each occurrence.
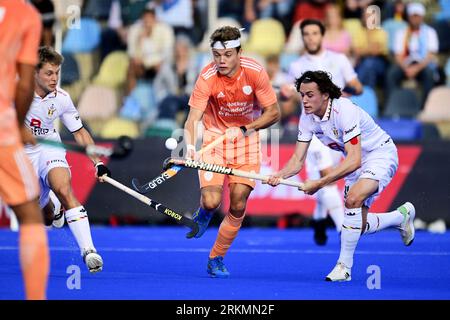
[164,158,305,190]
[36,135,133,159]
[132,133,226,194]
[102,176,199,238]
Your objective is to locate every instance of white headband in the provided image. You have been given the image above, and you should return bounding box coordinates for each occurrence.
[211,28,245,49]
[212,39,241,49]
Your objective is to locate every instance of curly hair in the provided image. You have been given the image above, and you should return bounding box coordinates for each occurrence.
[209,26,242,52]
[295,70,342,99]
[37,46,64,70]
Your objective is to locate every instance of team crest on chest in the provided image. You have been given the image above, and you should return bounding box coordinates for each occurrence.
[332,127,339,138]
[242,85,252,95]
[47,104,56,118]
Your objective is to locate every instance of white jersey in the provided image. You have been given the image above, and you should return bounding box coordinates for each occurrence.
[287,50,357,89]
[298,97,392,159]
[25,88,83,147]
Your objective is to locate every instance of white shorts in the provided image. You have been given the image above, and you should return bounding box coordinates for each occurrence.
[26,145,70,208]
[344,143,398,208]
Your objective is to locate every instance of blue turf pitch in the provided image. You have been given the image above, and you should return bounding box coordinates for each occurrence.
[0,226,449,300]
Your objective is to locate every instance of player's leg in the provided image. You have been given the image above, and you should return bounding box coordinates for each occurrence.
[326,178,378,282]
[364,205,415,245]
[321,184,344,232]
[312,190,328,245]
[193,168,226,238]
[41,193,64,228]
[47,167,103,272]
[0,145,49,299]
[208,182,252,278]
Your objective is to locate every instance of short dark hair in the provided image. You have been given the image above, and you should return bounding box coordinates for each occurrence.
[300,19,326,36]
[37,46,64,70]
[295,70,342,99]
[209,26,242,52]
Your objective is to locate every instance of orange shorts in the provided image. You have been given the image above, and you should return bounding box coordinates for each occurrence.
[0,143,39,206]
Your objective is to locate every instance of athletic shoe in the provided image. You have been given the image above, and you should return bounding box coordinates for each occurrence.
[52,208,65,228]
[82,248,103,273]
[207,256,230,278]
[325,262,351,282]
[397,202,416,246]
[313,219,328,246]
[192,208,213,238]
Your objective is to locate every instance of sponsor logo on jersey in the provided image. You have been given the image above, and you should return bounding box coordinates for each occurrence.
[344,124,357,135]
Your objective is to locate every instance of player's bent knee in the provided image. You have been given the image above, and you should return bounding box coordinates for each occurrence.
[345,194,364,209]
[201,196,221,211]
[52,185,74,202]
[229,201,246,215]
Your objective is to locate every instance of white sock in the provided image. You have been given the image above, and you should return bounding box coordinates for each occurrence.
[365,210,404,234]
[338,207,362,268]
[65,206,95,254]
[321,185,344,232]
[313,195,327,221]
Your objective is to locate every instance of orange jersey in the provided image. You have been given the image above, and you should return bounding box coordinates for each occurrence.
[0,0,42,144]
[189,57,277,133]
[189,57,277,166]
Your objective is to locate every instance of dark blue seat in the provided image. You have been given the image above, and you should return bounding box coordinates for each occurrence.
[383,88,421,118]
[61,53,80,85]
[376,118,422,141]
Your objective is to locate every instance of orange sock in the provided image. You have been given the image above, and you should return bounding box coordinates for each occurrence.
[210,213,244,258]
[19,223,49,300]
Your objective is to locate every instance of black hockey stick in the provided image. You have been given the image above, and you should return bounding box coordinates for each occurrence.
[102,176,199,238]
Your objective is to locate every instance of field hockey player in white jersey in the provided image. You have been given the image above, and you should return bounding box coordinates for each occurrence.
[268,71,416,282]
[24,46,111,273]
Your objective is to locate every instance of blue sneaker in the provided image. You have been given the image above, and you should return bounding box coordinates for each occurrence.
[207,256,230,278]
[192,208,213,238]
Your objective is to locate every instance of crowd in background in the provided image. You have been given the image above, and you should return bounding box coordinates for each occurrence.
[30,0,450,141]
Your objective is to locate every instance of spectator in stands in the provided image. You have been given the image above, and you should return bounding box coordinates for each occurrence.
[156,35,198,125]
[151,0,194,40]
[126,6,175,94]
[355,7,389,89]
[292,0,332,25]
[102,0,150,59]
[250,0,295,35]
[343,0,375,19]
[323,4,352,56]
[219,0,254,29]
[31,0,55,46]
[386,2,439,107]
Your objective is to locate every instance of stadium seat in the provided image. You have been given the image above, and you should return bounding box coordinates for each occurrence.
[418,86,450,122]
[420,123,441,141]
[381,19,407,53]
[430,19,450,53]
[350,86,379,118]
[77,85,118,121]
[99,117,140,139]
[93,51,129,89]
[376,118,422,141]
[343,18,365,52]
[383,88,421,118]
[62,17,101,53]
[446,58,450,86]
[244,18,286,58]
[280,53,298,73]
[82,0,113,20]
[61,53,80,86]
[434,0,450,20]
